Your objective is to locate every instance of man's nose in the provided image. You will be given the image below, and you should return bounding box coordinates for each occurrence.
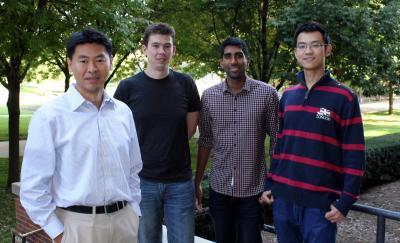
[88,61,98,72]
[230,57,238,64]
[158,47,166,54]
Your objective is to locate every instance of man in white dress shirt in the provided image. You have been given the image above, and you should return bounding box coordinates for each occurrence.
[20,29,143,243]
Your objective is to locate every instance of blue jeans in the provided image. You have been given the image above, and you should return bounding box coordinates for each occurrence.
[273,197,337,243]
[138,178,195,243]
[209,188,263,243]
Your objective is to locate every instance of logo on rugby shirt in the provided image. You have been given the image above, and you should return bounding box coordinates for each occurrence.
[316,108,331,121]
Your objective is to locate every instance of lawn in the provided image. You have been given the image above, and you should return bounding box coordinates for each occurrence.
[0,106,34,141]
[0,158,16,242]
[363,110,400,138]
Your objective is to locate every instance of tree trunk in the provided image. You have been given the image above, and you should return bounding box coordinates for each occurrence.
[6,77,20,189]
[105,52,130,88]
[259,0,268,83]
[388,83,393,115]
[64,72,71,92]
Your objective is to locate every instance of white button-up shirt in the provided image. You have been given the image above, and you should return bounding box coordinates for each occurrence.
[20,84,142,239]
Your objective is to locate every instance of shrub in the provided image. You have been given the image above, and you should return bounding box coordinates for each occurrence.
[364,133,400,183]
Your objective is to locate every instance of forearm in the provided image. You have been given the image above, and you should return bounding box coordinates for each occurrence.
[195,146,211,187]
[186,111,199,139]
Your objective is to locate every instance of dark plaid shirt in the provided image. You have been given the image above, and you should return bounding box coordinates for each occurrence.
[198,78,279,197]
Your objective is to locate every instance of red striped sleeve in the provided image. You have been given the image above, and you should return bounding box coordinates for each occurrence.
[341,117,363,126]
[342,143,365,151]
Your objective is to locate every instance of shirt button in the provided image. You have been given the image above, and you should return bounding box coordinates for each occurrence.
[234,167,237,170]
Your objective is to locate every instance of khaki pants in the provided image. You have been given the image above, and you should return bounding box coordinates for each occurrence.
[56,205,139,243]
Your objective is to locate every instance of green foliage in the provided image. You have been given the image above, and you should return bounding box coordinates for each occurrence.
[18,1,151,88]
[364,134,400,182]
[362,1,400,98]
[144,0,386,91]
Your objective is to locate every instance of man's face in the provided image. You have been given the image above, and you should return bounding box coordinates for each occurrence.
[220,45,248,80]
[295,31,331,72]
[67,43,112,96]
[143,34,175,70]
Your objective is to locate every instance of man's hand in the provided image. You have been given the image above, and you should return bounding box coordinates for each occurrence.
[259,190,274,205]
[53,232,63,243]
[195,184,205,213]
[325,204,345,223]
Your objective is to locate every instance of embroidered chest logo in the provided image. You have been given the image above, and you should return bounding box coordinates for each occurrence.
[316,108,331,121]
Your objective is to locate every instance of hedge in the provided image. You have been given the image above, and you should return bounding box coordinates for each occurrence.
[364,133,400,182]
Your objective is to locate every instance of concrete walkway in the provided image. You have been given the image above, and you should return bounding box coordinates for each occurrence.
[0,140,25,158]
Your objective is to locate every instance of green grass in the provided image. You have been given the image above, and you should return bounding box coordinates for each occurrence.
[363,110,400,138]
[0,105,35,141]
[0,115,31,141]
[0,158,16,242]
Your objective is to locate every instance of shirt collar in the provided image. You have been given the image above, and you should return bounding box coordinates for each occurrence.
[222,77,252,94]
[296,70,332,87]
[66,84,115,111]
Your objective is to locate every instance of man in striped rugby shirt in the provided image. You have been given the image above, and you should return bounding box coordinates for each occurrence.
[261,21,365,243]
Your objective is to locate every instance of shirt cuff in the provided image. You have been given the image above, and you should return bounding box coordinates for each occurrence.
[42,212,63,239]
[129,202,141,217]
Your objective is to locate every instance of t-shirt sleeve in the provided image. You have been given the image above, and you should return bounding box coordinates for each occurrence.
[187,77,201,112]
[114,80,127,102]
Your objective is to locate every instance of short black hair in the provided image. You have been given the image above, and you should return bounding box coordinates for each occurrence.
[294,21,330,46]
[143,23,175,46]
[66,28,112,59]
[220,37,249,58]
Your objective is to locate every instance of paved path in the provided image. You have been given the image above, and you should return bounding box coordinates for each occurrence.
[0,140,25,158]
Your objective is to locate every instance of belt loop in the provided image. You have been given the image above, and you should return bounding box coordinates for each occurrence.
[104,204,108,214]
[92,206,96,215]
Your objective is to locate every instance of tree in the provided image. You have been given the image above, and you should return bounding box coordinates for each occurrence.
[0,0,61,189]
[364,0,400,114]
[25,0,149,91]
[0,0,149,189]
[145,0,379,94]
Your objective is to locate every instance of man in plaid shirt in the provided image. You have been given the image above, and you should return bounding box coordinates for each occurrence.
[195,37,279,243]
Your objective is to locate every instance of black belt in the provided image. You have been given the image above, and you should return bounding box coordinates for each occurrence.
[62,201,127,214]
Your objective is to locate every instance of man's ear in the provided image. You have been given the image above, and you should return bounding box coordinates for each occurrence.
[325,44,333,57]
[141,45,147,55]
[67,58,72,73]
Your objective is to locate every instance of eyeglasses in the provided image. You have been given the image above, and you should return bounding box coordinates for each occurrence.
[296,42,327,51]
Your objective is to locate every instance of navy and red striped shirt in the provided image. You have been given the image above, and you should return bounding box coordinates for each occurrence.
[265,70,365,216]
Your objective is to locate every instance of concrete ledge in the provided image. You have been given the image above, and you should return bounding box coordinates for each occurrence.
[12,182,20,196]
[162,225,213,243]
